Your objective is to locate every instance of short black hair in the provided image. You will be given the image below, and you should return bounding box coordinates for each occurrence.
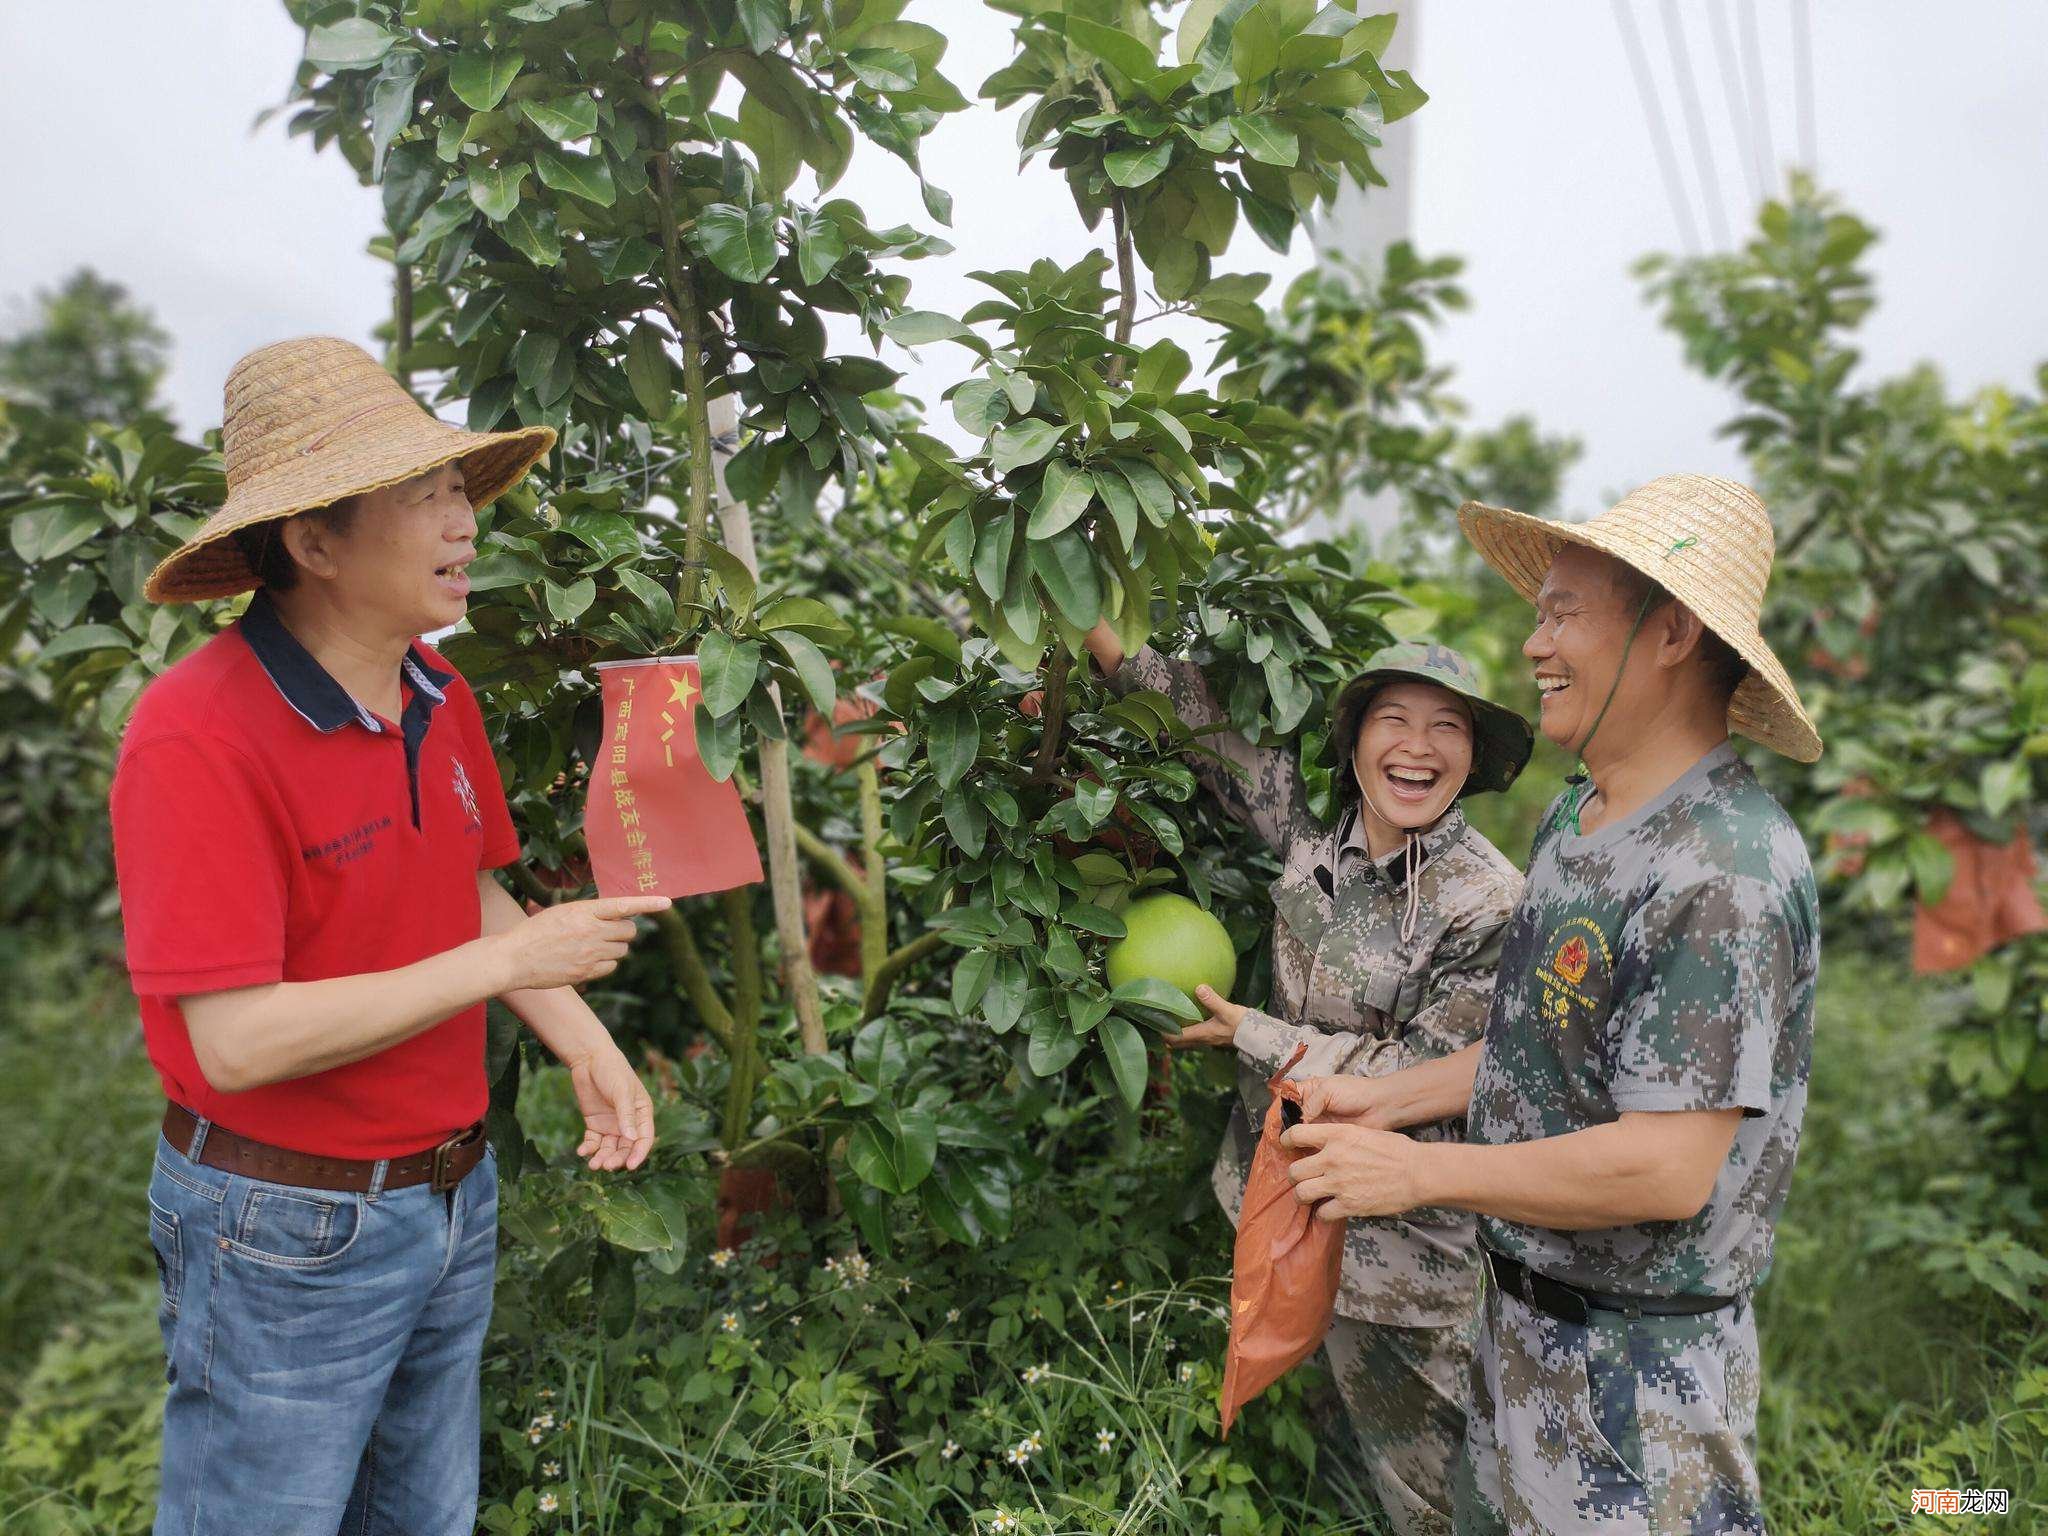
[1609,560,1750,705]
[230,498,357,593]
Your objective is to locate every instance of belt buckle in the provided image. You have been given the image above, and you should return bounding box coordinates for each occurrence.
[429,1126,474,1193]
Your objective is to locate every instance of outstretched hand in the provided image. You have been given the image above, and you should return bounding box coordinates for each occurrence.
[567,1044,655,1172]
[1166,984,1245,1049]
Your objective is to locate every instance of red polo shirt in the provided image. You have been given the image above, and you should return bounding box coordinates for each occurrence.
[110,592,521,1159]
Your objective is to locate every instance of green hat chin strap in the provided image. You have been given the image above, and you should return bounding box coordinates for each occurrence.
[1551,588,1660,836]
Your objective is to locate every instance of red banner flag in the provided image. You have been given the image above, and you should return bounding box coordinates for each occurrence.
[586,658,763,899]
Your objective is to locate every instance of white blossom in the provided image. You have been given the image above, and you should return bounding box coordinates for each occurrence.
[537,1491,559,1514]
[709,1247,736,1270]
[1095,1427,1117,1453]
[940,1438,960,1461]
[719,1312,741,1334]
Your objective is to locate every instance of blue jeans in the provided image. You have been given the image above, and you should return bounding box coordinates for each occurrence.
[146,1125,498,1536]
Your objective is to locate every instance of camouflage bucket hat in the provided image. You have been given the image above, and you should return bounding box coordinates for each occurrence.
[1324,641,1535,799]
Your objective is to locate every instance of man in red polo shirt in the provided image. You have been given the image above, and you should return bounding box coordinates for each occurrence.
[112,337,670,1536]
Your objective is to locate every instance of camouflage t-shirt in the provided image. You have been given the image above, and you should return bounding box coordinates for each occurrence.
[1468,741,1819,1299]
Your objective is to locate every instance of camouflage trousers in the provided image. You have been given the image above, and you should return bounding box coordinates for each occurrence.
[1453,1279,1765,1535]
[1324,1310,1476,1536]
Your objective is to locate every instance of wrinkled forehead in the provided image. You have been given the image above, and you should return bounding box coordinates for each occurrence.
[1536,544,1636,609]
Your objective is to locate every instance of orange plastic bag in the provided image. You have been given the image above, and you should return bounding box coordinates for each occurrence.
[1219,1044,1345,1438]
[1913,809,2048,974]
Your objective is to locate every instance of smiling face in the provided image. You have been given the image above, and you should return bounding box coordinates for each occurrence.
[283,460,477,635]
[1523,544,1657,754]
[1350,679,1476,833]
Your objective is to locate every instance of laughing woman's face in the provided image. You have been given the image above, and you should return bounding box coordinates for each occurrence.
[1350,681,1475,832]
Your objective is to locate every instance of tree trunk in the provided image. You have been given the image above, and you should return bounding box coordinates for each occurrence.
[705,393,828,1056]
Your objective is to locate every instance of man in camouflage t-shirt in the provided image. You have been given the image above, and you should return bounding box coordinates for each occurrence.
[1282,477,1825,1535]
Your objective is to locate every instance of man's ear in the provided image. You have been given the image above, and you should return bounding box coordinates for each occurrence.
[1654,601,1710,671]
[279,513,340,582]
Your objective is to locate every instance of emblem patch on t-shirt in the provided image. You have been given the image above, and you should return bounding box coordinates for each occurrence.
[451,757,481,831]
[1536,916,1611,1031]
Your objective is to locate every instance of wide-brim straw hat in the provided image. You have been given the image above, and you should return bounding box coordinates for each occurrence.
[144,336,556,603]
[1457,473,1822,762]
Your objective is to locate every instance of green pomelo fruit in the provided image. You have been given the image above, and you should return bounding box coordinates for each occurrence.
[1105,892,1237,1006]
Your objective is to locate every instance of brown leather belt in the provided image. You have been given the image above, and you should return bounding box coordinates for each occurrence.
[162,1103,488,1194]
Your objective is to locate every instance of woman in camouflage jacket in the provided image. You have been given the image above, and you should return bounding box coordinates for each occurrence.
[1084,623,1535,1536]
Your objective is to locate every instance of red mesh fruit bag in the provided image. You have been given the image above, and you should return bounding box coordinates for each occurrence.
[1913,809,2048,974]
[1219,1044,1345,1438]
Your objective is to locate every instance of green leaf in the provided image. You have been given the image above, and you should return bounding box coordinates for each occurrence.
[1091,469,1139,553]
[616,568,675,632]
[1063,902,1126,938]
[563,511,639,563]
[1100,1018,1148,1110]
[768,630,836,715]
[448,47,524,112]
[701,542,758,623]
[697,203,780,283]
[853,1017,910,1086]
[624,325,673,420]
[1905,830,1956,907]
[1230,113,1299,166]
[755,595,847,639]
[991,418,1067,473]
[1116,458,1176,525]
[1110,976,1205,1019]
[498,204,561,266]
[943,782,989,857]
[10,500,98,562]
[792,210,847,284]
[846,47,917,92]
[882,310,978,349]
[304,18,399,71]
[594,1189,672,1253]
[535,147,615,207]
[1066,18,1160,79]
[36,624,131,663]
[1025,459,1094,540]
[1026,1016,1083,1076]
[381,141,442,234]
[950,378,1010,436]
[737,0,789,52]
[368,51,423,176]
[973,509,1016,601]
[520,93,599,140]
[467,163,528,221]
[952,948,998,1015]
[1982,759,2031,820]
[698,631,760,717]
[544,576,595,623]
[697,706,743,782]
[1028,530,1104,629]
[1105,139,1174,189]
[928,700,979,790]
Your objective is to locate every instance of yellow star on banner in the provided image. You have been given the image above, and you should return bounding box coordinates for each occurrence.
[669,674,699,711]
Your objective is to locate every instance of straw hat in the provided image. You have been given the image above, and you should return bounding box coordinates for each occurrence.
[1457,473,1822,762]
[144,336,556,603]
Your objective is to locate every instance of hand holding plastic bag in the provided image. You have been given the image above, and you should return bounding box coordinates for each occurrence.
[1219,1044,1346,1437]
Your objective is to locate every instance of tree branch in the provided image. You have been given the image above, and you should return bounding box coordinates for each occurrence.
[859,930,949,1023]
[653,906,735,1056]
[792,819,870,904]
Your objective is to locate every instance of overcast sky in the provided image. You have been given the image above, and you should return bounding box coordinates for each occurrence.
[5,2,2045,518]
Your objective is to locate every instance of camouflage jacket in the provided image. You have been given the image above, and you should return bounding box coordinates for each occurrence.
[1114,645,1524,1327]
[1469,741,1820,1299]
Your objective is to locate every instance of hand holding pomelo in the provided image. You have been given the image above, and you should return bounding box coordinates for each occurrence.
[1105,893,1237,1009]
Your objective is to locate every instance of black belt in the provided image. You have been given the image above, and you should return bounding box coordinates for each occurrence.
[1481,1241,1735,1325]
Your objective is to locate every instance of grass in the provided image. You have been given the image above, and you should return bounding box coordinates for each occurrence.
[0,930,2039,1531]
